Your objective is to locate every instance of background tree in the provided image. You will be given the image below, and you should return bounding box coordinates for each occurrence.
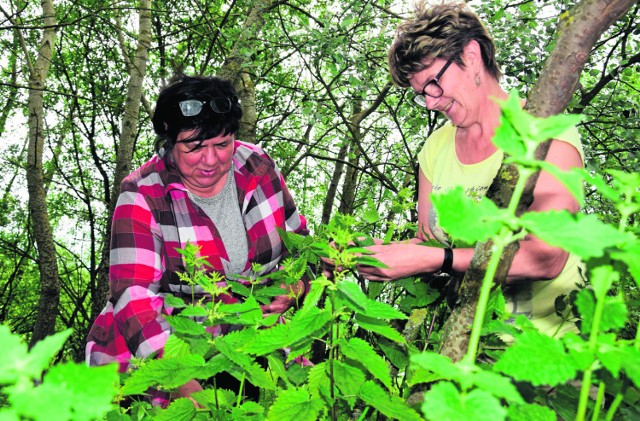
[0,0,637,364]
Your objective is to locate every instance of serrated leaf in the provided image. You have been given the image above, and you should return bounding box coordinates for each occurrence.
[163,335,192,359]
[611,241,640,289]
[191,388,236,410]
[621,348,640,388]
[422,381,506,421]
[122,354,205,395]
[507,402,556,421]
[410,352,462,384]
[471,370,523,403]
[337,280,407,320]
[574,289,595,335]
[494,331,577,386]
[9,362,118,421]
[267,353,290,387]
[378,338,409,370]
[358,381,423,421]
[155,398,196,421]
[331,360,366,399]
[521,211,630,260]
[266,387,324,421]
[363,208,380,224]
[165,315,207,336]
[307,362,331,401]
[354,314,406,344]
[242,307,331,355]
[163,294,187,309]
[431,187,505,243]
[338,338,392,390]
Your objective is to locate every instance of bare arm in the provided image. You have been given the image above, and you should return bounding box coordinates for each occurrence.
[358,140,582,283]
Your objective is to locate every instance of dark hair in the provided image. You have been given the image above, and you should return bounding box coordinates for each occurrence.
[388,1,501,88]
[151,74,242,155]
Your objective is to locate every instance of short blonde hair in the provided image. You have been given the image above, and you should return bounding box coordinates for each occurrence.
[388,1,502,87]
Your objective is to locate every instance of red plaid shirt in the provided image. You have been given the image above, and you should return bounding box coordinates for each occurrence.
[86,140,308,372]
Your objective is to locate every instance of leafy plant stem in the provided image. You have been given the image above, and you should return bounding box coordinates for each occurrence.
[605,392,624,421]
[577,274,608,421]
[463,168,531,363]
[329,292,337,421]
[462,233,507,364]
[590,382,605,421]
[236,374,246,407]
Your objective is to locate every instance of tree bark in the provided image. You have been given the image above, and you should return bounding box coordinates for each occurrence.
[26,0,59,348]
[439,0,637,362]
[91,0,153,321]
[218,0,277,144]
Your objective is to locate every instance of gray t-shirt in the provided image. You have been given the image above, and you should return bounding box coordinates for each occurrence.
[188,169,248,278]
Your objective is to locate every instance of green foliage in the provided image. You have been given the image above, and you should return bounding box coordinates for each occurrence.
[0,325,118,420]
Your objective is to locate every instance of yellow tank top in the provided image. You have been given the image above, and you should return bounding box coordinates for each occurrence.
[417,122,585,337]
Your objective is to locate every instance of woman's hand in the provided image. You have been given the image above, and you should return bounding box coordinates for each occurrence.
[357,243,440,282]
[173,379,203,407]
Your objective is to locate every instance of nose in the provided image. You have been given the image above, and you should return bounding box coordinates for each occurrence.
[201,145,218,165]
[423,95,439,110]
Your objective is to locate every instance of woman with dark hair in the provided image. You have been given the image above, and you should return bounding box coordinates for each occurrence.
[357,2,585,337]
[86,75,308,405]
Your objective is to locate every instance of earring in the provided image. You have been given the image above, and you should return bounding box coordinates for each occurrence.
[475,72,481,87]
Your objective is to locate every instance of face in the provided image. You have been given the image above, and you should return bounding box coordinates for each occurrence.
[409,58,475,127]
[172,130,235,197]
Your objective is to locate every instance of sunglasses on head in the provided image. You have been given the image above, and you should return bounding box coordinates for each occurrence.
[178,96,238,116]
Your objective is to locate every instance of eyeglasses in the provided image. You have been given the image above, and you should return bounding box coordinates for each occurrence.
[412,58,454,107]
[178,96,237,116]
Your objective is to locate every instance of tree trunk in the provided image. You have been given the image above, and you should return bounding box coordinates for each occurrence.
[439,0,638,361]
[218,0,276,144]
[91,0,152,321]
[27,0,59,348]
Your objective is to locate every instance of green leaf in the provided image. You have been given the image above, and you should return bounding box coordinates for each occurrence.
[620,347,640,388]
[337,280,407,320]
[177,306,208,318]
[421,381,507,421]
[163,335,192,359]
[163,294,187,309]
[354,314,406,344]
[507,402,556,421]
[574,289,596,335]
[242,307,331,355]
[331,360,365,408]
[431,187,505,243]
[494,331,577,386]
[165,315,207,336]
[122,354,206,395]
[410,352,462,384]
[338,338,392,390]
[471,370,523,403]
[232,401,265,419]
[307,362,331,402]
[0,326,73,385]
[611,240,640,288]
[377,337,409,370]
[358,381,423,421]
[266,387,324,421]
[8,363,118,421]
[521,211,630,260]
[155,398,196,421]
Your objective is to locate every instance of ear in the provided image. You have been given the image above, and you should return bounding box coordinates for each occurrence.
[462,40,482,71]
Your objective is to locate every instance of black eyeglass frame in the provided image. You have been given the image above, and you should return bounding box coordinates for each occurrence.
[412,58,455,107]
[178,96,238,117]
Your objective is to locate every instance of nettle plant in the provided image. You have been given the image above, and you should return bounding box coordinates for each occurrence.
[109,91,638,421]
[412,92,640,421]
[0,325,118,420]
